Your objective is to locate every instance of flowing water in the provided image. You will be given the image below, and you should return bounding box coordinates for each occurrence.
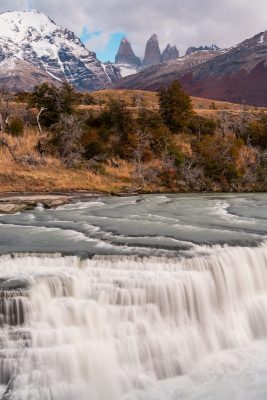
[0,193,267,400]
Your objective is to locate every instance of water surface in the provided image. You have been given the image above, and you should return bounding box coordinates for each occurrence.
[0,194,266,400]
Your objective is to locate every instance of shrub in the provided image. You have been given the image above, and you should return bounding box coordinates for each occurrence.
[82,94,96,105]
[168,145,184,168]
[187,115,217,136]
[8,117,24,136]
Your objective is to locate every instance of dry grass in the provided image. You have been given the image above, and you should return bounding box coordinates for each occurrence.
[0,128,140,193]
[77,90,267,118]
[1,89,266,193]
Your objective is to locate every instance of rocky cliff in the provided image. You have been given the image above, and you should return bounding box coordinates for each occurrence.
[115,38,141,67]
[161,44,179,63]
[142,34,162,68]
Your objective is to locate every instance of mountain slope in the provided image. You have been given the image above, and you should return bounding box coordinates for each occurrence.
[180,31,267,106]
[0,10,118,91]
[0,58,56,91]
[113,50,220,90]
[114,31,267,106]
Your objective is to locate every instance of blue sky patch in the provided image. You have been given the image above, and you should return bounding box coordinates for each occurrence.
[80,27,125,62]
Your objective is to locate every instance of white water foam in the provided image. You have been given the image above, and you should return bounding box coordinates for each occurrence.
[0,243,267,399]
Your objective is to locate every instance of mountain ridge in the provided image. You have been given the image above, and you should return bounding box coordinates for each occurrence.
[113,30,267,106]
[0,10,119,91]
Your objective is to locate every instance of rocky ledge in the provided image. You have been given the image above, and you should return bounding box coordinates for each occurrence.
[0,195,70,214]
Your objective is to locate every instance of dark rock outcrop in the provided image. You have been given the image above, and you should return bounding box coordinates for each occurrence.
[185,44,220,56]
[161,44,179,62]
[104,63,122,82]
[115,38,141,67]
[142,34,162,68]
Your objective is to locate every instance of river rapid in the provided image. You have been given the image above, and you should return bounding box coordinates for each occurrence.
[0,193,267,400]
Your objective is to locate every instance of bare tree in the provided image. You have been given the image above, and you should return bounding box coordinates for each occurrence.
[36,107,47,133]
[0,84,11,132]
[0,137,17,161]
[50,114,84,167]
[218,110,232,137]
[233,104,253,144]
[133,130,151,189]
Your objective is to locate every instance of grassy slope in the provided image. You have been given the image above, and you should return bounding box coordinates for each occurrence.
[0,90,266,194]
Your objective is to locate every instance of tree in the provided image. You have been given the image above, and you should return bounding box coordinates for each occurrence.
[158,80,193,132]
[29,82,76,128]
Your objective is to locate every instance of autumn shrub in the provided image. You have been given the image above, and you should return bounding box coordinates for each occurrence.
[82,129,107,160]
[8,117,24,136]
[197,134,245,183]
[187,115,217,136]
[245,120,267,149]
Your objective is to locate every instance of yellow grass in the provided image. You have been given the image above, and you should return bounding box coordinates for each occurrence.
[0,128,141,193]
[77,90,267,118]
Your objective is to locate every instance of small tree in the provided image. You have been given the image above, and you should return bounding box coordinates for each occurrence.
[158,81,193,132]
[29,82,76,129]
[0,84,11,132]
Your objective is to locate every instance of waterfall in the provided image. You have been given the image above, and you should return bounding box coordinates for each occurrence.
[0,243,267,400]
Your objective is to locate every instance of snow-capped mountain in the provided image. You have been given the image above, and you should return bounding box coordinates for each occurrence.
[0,10,119,91]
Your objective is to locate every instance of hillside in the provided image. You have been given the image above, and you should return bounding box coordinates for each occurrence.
[113,51,220,91]
[0,88,266,194]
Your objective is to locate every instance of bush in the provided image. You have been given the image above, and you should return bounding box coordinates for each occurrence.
[168,145,184,168]
[82,130,107,159]
[82,94,96,105]
[187,115,217,136]
[8,117,24,136]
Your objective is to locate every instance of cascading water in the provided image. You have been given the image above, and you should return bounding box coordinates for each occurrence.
[1,242,267,400]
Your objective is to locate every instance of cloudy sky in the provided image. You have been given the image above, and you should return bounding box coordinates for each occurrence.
[1,0,267,61]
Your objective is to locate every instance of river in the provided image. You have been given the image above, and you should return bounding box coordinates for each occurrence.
[0,194,266,399]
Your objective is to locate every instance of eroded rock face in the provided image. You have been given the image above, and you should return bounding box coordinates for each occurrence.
[161,44,179,62]
[185,45,219,56]
[142,34,162,68]
[115,38,141,67]
[104,63,122,82]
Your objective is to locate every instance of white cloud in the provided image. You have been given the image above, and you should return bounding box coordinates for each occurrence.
[0,0,266,57]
